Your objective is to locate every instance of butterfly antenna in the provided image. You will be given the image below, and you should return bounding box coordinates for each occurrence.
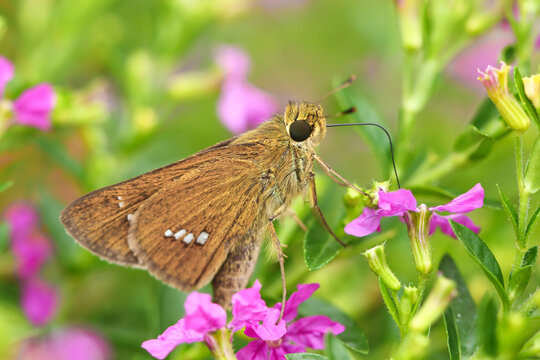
[326,122,401,189]
[316,75,356,103]
[325,106,357,119]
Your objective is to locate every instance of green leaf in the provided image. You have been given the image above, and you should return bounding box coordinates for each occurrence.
[508,247,538,301]
[0,180,13,193]
[526,206,540,239]
[470,99,509,140]
[444,306,461,360]
[304,178,350,270]
[514,67,540,128]
[501,44,516,64]
[477,295,498,356]
[379,278,400,327]
[453,125,495,162]
[35,137,84,181]
[334,84,391,177]
[450,221,509,311]
[524,135,540,194]
[37,189,81,266]
[0,222,9,252]
[439,255,478,357]
[326,333,354,360]
[300,298,369,354]
[496,184,518,236]
[286,354,329,360]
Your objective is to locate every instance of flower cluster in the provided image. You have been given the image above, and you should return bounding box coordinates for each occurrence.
[215,46,279,135]
[142,281,344,360]
[0,56,55,131]
[4,202,57,325]
[4,202,111,360]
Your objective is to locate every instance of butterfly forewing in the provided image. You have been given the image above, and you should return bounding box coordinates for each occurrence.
[127,143,266,291]
[60,138,238,266]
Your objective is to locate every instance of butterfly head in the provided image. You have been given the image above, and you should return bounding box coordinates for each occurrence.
[284,101,326,148]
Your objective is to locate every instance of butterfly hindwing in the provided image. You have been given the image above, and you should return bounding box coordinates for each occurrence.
[127,142,267,291]
[60,138,238,266]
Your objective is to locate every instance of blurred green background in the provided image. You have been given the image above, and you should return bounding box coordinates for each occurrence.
[0,0,538,359]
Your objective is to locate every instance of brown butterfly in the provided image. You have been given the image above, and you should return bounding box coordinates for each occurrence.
[61,101,359,308]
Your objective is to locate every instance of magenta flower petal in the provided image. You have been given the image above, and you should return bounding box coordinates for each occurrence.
[430,213,481,238]
[0,56,14,98]
[13,83,55,131]
[12,233,53,278]
[215,45,278,135]
[344,208,383,237]
[430,183,484,213]
[236,340,268,360]
[378,189,417,216]
[286,315,345,350]
[217,79,278,134]
[229,279,268,331]
[17,327,111,360]
[245,308,287,341]
[183,292,226,334]
[4,202,40,239]
[215,45,251,79]
[21,277,58,326]
[275,283,319,323]
[142,319,204,359]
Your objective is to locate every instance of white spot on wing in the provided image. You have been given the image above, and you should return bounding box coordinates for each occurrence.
[196,232,209,245]
[118,202,125,208]
[127,214,134,221]
[164,229,174,237]
[117,196,123,200]
[174,229,187,240]
[183,233,194,244]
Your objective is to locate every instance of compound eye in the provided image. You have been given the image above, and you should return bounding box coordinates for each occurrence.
[289,120,312,142]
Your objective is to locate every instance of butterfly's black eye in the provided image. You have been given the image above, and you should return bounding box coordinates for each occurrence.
[289,120,312,142]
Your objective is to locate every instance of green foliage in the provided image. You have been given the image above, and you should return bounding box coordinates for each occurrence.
[451,221,509,311]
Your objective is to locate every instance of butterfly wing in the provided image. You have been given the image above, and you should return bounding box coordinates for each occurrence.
[60,137,239,266]
[127,142,267,291]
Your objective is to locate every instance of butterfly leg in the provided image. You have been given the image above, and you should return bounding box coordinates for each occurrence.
[313,154,366,195]
[211,232,262,309]
[268,221,287,321]
[309,173,347,247]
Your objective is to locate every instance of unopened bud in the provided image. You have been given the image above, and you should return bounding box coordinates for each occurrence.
[405,204,433,275]
[363,244,401,291]
[410,275,456,332]
[523,74,540,110]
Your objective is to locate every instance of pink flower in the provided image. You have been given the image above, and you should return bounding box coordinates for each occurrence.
[17,327,111,360]
[345,183,484,238]
[215,45,279,135]
[0,56,55,131]
[142,292,226,359]
[0,56,14,98]
[4,202,53,278]
[4,202,40,239]
[236,283,345,360]
[12,233,53,278]
[229,279,269,332]
[21,277,59,326]
[13,84,56,131]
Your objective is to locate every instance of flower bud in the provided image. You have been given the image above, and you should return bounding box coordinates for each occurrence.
[523,74,540,110]
[396,0,423,51]
[478,62,531,132]
[400,286,419,327]
[404,204,433,275]
[363,244,401,291]
[410,275,456,332]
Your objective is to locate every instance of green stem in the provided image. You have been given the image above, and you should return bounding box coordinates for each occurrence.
[208,329,237,360]
[515,134,529,249]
